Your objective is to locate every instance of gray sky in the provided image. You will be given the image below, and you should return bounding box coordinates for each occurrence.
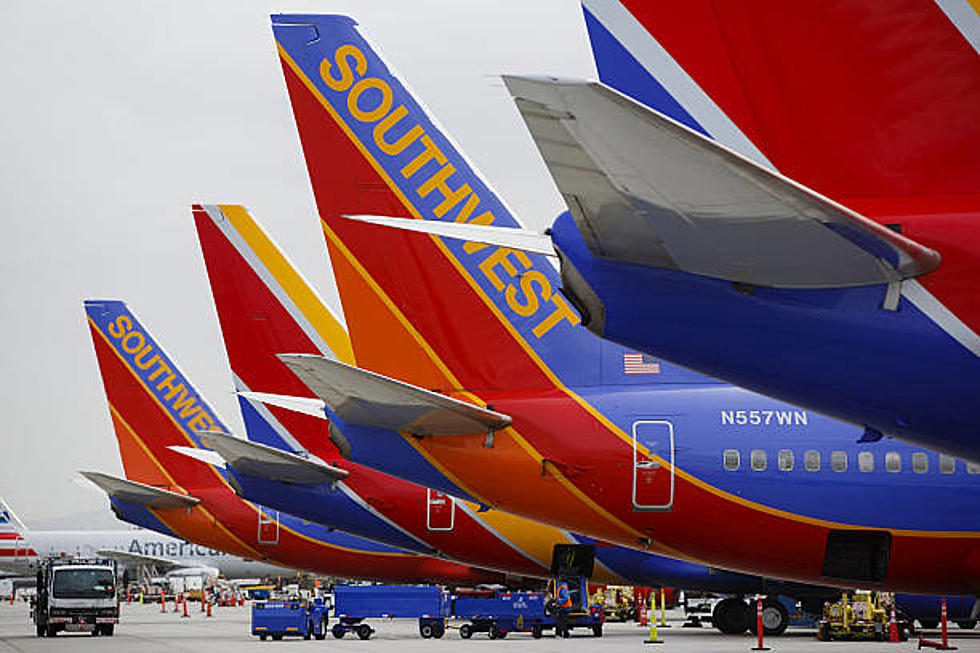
[0,1,595,526]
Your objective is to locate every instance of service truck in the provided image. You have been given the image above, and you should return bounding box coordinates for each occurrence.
[32,557,119,637]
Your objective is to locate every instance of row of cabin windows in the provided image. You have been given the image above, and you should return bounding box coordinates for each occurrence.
[722,449,978,474]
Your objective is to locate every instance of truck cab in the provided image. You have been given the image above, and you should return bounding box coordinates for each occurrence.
[33,557,119,637]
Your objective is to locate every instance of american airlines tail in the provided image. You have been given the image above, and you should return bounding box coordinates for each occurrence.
[0,499,34,562]
[271,14,710,394]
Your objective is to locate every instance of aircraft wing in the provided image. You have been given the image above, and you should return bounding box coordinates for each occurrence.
[503,76,941,289]
[277,354,512,436]
[80,472,200,509]
[195,431,349,485]
[97,549,185,571]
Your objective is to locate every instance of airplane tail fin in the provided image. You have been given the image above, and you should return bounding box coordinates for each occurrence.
[0,498,32,559]
[84,300,230,494]
[191,203,352,460]
[580,0,980,202]
[272,14,703,392]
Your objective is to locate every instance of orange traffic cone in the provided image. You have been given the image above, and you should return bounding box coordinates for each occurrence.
[889,604,899,643]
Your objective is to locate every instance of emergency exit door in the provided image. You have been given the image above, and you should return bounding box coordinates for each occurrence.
[632,420,674,511]
[258,510,279,545]
[426,489,455,531]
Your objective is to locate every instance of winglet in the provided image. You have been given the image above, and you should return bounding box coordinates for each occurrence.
[196,430,349,484]
[277,354,512,436]
[80,471,200,509]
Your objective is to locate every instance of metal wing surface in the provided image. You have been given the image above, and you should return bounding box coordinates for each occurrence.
[80,472,200,509]
[503,76,940,289]
[277,354,512,436]
[196,431,349,484]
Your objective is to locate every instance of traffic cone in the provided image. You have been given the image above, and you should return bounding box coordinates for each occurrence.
[181,597,190,619]
[751,596,771,651]
[206,598,212,618]
[659,588,671,628]
[644,593,662,644]
[160,591,166,613]
[889,604,899,643]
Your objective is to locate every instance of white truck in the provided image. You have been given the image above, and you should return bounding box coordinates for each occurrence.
[32,557,119,637]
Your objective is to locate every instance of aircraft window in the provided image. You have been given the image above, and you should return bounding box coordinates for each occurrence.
[723,449,740,471]
[804,450,820,472]
[778,450,794,471]
[967,461,980,475]
[750,450,767,471]
[939,455,955,474]
[885,452,901,473]
[831,451,847,472]
[912,453,928,474]
[858,452,874,473]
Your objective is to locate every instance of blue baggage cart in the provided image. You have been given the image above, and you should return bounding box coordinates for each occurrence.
[251,599,329,640]
[332,585,449,639]
[455,590,551,639]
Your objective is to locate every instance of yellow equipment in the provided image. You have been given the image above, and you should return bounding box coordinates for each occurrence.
[818,591,907,642]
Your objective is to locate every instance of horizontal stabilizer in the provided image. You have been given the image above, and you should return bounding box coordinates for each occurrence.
[343,215,556,257]
[277,354,512,436]
[80,472,200,509]
[237,391,327,420]
[168,446,226,467]
[504,76,941,288]
[97,548,183,570]
[196,430,348,484]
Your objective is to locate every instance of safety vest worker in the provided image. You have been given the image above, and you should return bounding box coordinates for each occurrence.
[550,579,572,609]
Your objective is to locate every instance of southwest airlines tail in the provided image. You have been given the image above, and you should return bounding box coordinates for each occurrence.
[272,14,710,392]
[581,0,980,331]
[86,300,227,492]
[191,204,349,462]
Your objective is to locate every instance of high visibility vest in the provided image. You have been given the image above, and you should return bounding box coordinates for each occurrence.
[556,582,572,608]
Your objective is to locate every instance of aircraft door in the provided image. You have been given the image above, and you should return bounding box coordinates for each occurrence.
[257,510,279,545]
[632,420,674,511]
[426,489,455,531]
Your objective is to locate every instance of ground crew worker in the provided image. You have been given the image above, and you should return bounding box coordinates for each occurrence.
[548,578,573,637]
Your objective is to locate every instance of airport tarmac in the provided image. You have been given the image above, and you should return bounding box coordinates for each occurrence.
[2,600,980,652]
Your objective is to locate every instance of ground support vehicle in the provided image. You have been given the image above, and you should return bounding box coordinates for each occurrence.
[332,585,448,640]
[818,591,909,641]
[454,590,550,639]
[251,599,328,640]
[32,557,118,637]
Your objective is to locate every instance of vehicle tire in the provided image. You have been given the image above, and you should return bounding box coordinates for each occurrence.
[357,624,372,640]
[560,626,570,638]
[496,628,508,639]
[46,624,57,637]
[957,620,977,630]
[433,624,445,639]
[592,623,603,637]
[758,599,789,636]
[103,624,114,637]
[315,617,327,640]
[712,598,748,635]
[460,623,473,639]
[420,622,434,639]
[919,618,940,630]
[304,621,312,640]
[332,624,346,639]
[272,634,283,641]
[531,625,542,639]
[259,635,267,641]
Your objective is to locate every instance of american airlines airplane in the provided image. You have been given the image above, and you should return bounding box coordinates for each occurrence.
[0,498,287,580]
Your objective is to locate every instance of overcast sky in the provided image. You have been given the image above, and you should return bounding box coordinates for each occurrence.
[0,0,596,527]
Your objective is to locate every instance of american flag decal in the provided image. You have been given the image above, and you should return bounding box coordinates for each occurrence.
[623,353,660,375]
